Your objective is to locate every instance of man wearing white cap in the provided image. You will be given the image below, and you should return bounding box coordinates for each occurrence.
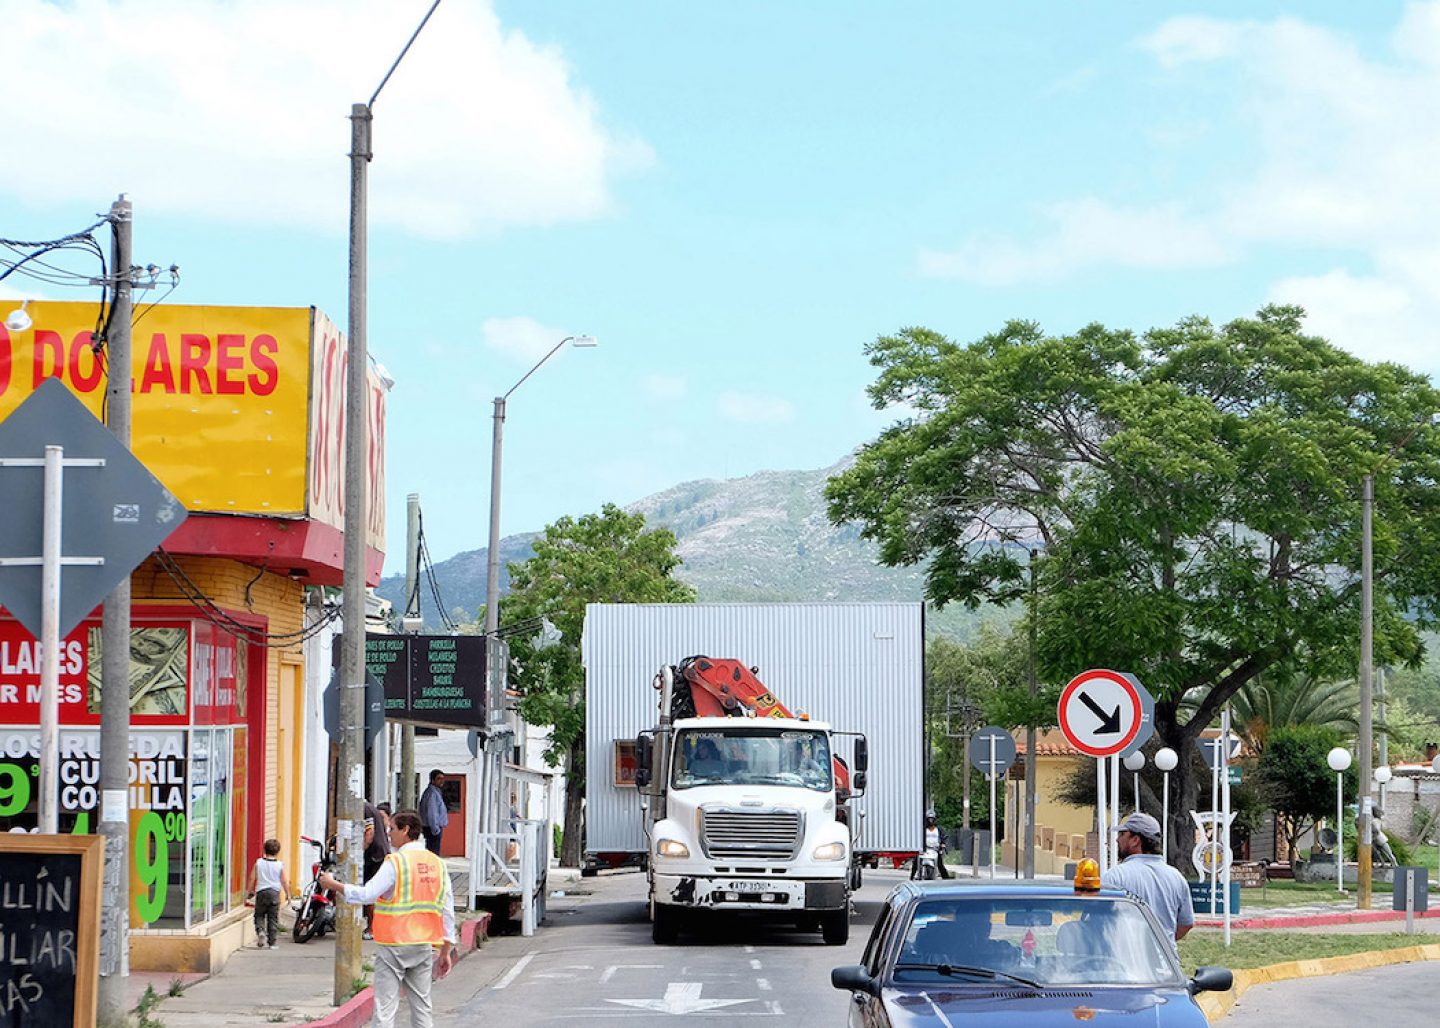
[1103,812,1194,954]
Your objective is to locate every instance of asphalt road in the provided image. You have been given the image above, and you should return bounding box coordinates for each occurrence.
[1223,959,1436,1024]
[428,865,913,1025]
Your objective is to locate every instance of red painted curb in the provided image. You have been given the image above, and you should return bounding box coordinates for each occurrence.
[1197,908,1440,930]
[304,914,490,1028]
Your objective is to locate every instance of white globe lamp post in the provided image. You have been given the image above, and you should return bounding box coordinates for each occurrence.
[1328,747,1353,893]
[1154,747,1178,861]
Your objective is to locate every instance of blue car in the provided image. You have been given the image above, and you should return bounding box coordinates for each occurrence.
[831,880,1231,1026]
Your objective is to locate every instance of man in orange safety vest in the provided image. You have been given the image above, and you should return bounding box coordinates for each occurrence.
[321,808,457,1027]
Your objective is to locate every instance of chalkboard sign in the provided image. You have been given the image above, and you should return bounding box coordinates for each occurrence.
[0,834,102,1028]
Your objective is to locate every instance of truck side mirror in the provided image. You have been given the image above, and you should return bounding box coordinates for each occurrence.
[634,732,653,788]
[854,737,868,774]
[853,771,867,793]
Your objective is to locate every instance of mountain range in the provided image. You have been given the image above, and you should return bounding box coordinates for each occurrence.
[375,457,1015,640]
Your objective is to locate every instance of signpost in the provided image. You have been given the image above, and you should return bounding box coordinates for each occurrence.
[0,380,186,834]
[1058,669,1154,872]
[968,726,1017,879]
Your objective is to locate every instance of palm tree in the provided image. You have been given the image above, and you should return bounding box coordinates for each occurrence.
[1226,673,1357,755]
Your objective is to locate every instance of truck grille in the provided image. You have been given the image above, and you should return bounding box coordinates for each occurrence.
[700,808,802,859]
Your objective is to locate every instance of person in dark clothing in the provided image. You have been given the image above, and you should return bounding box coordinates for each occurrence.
[362,801,392,938]
[419,770,448,854]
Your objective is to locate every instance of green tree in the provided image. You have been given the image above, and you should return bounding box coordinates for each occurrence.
[1254,725,1356,863]
[1225,673,1357,756]
[827,307,1440,865]
[497,504,695,866]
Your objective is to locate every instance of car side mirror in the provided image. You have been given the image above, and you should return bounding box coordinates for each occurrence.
[853,771,868,793]
[830,964,877,995]
[1188,966,1233,994]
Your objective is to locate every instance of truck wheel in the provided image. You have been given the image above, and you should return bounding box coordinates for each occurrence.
[821,908,850,946]
[849,864,863,891]
[581,867,598,878]
[652,903,681,944]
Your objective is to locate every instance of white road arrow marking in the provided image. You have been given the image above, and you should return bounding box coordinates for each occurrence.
[607,981,752,1015]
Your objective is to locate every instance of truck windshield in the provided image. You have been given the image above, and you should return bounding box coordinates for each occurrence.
[672,728,833,791]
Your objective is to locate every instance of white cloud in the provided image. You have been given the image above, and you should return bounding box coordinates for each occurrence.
[0,0,651,238]
[480,316,570,363]
[641,373,688,400]
[921,2,1440,368]
[919,199,1229,286]
[715,391,796,425]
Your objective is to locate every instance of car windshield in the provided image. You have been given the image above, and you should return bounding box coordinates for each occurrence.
[672,728,832,791]
[892,896,1183,988]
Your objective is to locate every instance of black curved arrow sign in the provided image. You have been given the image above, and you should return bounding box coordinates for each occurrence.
[1078,690,1122,734]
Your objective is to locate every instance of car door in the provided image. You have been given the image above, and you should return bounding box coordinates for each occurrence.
[849,898,900,1027]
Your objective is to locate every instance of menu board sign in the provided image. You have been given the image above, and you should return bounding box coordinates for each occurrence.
[342,634,487,729]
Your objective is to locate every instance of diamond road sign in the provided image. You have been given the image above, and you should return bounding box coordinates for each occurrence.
[0,379,187,639]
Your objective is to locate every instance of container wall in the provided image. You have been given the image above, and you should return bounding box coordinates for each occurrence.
[583,603,923,854]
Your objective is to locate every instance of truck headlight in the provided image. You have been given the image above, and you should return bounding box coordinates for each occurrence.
[656,839,690,859]
[812,842,846,861]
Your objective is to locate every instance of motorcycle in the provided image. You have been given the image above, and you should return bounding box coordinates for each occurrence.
[292,835,339,943]
[915,846,940,881]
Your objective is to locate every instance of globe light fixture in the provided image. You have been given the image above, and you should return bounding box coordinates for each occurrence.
[4,300,32,332]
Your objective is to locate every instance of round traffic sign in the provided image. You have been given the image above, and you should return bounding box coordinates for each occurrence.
[968,726,1017,777]
[1057,669,1145,758]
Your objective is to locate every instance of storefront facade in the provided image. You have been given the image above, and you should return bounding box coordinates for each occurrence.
[0,301,385,971]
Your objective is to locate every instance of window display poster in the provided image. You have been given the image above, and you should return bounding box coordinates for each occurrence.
[0,726,189,926]
[229,727,247,909]
[192,623,246,726]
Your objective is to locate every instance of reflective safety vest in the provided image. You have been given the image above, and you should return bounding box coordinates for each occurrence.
[372,847,448,947]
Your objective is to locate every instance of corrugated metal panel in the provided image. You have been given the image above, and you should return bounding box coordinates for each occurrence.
[583,603,923,854]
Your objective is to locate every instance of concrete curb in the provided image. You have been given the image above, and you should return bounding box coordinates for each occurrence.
[1197,942,1440,1022]
[300,914,491,1028]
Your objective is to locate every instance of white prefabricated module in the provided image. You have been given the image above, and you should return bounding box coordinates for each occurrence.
[583,602,924,857]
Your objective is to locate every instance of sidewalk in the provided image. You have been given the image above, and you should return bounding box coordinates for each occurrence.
[134,867,581,1026]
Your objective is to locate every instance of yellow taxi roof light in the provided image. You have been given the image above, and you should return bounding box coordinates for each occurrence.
[1074,857,1102,892]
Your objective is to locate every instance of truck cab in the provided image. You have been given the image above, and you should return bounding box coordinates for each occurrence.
[637,716,865,944]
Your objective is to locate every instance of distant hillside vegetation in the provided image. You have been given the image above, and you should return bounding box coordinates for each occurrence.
[376,457,1018,640]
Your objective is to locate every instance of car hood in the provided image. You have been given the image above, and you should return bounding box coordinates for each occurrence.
[882,986,1207,1028]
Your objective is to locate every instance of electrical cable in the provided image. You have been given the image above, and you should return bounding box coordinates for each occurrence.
[152,548,343,648]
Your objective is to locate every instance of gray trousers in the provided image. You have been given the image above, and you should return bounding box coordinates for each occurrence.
[372,943,435,1028]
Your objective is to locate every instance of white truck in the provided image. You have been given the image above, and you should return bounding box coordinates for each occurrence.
[582,603,924,945]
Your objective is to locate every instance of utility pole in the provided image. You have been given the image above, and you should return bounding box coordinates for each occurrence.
[335,100,371,1005]
[1358,473,1374,909]
[336,5,443,1002]
[400,493,421,809]
[97,195,133,1028]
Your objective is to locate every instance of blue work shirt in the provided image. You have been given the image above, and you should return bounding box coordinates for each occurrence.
[420,783,449,833]
[1103,853,1195,954]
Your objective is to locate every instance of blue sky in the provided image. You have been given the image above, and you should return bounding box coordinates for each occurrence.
[2,1,1436,574]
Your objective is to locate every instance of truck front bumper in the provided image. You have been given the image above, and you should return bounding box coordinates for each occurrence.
[653,872,847,911]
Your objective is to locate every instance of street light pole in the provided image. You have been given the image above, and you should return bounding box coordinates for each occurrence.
[336,1,444,1005]
[1358,474,1374,909]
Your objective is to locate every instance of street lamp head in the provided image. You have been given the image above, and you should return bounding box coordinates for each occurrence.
[4,300,31,333]
[1154,747,1178,772]
[567,334,598,348]
[1327,747,1353,772]
[1373,765,1393,784]
[1122,750,1146,772]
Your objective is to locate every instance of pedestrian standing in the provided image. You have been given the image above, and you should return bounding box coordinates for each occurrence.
[320,810,456,1028]
[419,770,448,854]
[246,838,291,949]
[362,801,393,939]
[1102,812,1194,957]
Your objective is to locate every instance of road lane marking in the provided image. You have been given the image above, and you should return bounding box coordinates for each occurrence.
[600,964,662,985]
[757,978,771,991]
[608,981,752,1015]
[492,953,536,990]
[749,959,762,970]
